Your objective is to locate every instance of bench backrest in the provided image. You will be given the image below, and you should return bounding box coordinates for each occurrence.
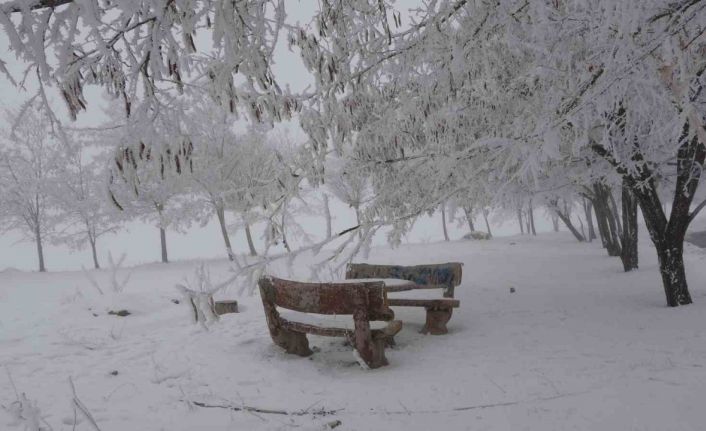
[345,262,463,288]
[259,276,394,321]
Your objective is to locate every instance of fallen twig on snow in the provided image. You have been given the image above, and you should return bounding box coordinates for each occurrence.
[371,390,593,415]
[187,400,342,417]
[69,377,102,431]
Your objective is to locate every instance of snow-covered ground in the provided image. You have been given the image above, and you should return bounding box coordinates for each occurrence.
[2,233,706,430]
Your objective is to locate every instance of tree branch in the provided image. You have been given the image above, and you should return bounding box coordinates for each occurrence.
[689,197,706,223]
[188,400,342,417]
[2,0,73,13]
[648,0,705,23]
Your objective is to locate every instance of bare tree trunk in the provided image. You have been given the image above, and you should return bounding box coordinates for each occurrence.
[517,208,524,234]
[245,223,257,256]
[605,207,621,253]
[281,210,291,253]
[160,227,168,263]
[354,206,363,239]
[620,180,639,271]
[215,205,234,261]
[35,225,46,272]
[583,198,597,241]
[555,210,585,242]
[551,214,559,232]
[482,209,492,238]
[463,206,475,231]
[591,195,610,249]
[323,193,332,240]
[609,191,623,239]
[441,204,450,241]
[592,124,704,306]
[578,215,586,239]
[551,200,585,242]
[89,235,100,270]
[638,183,692,306]
[591,184,622,256]
[528,200,537,236]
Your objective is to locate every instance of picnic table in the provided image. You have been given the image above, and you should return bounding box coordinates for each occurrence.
[258,262,463,369]
[333,277,418,291]
[344,263,463,335]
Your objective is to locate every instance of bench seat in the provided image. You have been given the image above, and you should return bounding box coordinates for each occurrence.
[278,309,398,333]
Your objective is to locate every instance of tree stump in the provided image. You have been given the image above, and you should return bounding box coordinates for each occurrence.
[214,300,239,315]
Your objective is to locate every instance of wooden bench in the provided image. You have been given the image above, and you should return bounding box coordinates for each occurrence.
[258,276,403,369]
[345,262,463,335]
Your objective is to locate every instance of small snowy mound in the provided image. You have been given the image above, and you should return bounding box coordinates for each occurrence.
[0,267,24,274]
[463,231,491,240]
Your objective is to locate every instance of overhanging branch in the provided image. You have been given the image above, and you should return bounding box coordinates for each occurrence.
[688,197,706,223]
[2,0,73,13]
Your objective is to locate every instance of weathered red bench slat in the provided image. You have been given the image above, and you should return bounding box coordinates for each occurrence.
[281,319,404,340]
[387,298,460,308]
[281,320,350,337]
[382,283,452,292]
[259,276,402,369]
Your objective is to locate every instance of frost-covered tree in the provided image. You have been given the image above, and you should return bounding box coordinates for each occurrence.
[5,0,706,307]
[51,138,122,269]
[185,97,275,259]
[325,154,369,235]
[0,0,298,125]
[515,1,706,303]
[107,106,194,264]
[261,133,318,253]
[294,0,706,307]
[0,99,61,271]
[186,99,243,260]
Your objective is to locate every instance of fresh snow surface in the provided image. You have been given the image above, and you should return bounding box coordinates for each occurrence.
[2,232,706,430]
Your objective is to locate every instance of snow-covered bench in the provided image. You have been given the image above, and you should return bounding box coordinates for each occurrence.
[258,276,403,369]
[345,262,462,335]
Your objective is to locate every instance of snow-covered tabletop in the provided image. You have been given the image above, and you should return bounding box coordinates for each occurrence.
[333,278,415,292]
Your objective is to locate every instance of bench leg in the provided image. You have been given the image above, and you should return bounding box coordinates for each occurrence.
[421,307,453,335]
[350,334,388,368]
[352,311,390,369]
[369,337,389,368]
[353,336,389,368]
[272,329,313,357]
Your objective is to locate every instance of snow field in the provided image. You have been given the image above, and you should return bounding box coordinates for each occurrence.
[2,233,706,430]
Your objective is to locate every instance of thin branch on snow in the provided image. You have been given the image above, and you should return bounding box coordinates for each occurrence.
[187,400,343,417]
[69,377,102,431]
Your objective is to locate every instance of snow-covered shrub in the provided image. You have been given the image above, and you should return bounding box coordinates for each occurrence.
[176,263,236,329]
[82,252,132,295]
[3,392,45,431]
[2,373,49,431]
